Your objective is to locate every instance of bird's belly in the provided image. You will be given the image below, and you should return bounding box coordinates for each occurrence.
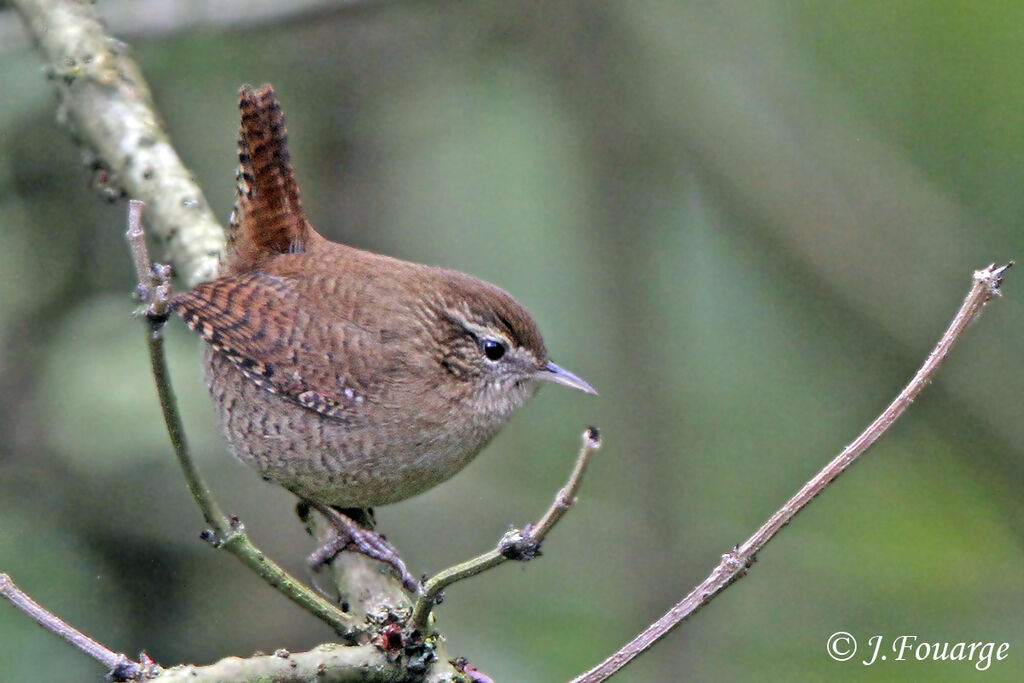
[204,349,492,507]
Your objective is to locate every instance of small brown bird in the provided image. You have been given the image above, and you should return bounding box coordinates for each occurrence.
[172,86,594,584]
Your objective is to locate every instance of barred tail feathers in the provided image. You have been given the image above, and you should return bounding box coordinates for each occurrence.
[226,85,309,273]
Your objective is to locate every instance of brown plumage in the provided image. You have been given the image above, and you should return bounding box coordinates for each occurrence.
[226,86,310,271]
[172,85,594,509]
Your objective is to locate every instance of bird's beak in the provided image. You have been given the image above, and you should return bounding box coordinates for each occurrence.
[538,362,598,395]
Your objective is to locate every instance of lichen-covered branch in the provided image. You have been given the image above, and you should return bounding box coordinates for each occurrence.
[152,644,407,683]
[302,508,412,630]
[13,0,225,287]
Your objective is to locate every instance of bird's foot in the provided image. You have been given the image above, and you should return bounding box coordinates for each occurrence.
[305,502,419,592]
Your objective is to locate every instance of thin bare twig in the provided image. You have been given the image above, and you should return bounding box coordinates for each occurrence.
[126,200,152,299]
[0,573,150,681]
[126,202,353,635]
[411,427,602,630]
[571,263,1012,683]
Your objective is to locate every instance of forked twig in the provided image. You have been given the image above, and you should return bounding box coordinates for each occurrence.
[0,573,151,681]
[126,201,352,634]
[571,263,1012,683]
[411,427,602,630]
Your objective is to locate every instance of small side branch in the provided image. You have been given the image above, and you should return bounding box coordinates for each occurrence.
[411,427,602,630]
[571,263,1012,683]
[126,203,352,635]
[0,573,152,681]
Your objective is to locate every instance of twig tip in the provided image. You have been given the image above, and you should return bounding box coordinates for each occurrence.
[974,262,1013,296]
[584,426,601,449]
[125,199,145,237]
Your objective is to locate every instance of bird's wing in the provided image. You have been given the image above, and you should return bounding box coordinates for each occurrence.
[172,272,370,420]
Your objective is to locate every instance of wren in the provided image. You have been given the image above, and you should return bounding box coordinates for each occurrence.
[171,86,594,546]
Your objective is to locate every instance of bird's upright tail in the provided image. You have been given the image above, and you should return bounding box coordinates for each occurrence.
[226,85,310,274]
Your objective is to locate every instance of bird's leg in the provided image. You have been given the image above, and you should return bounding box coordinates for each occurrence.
[304,501,419,592]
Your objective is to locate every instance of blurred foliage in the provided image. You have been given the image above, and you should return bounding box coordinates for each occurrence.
[1,1,1022,681]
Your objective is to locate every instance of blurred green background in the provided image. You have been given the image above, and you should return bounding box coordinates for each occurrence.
[1,1,1022,681]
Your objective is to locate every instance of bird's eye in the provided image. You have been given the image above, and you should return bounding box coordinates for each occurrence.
[481,339,506,361]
